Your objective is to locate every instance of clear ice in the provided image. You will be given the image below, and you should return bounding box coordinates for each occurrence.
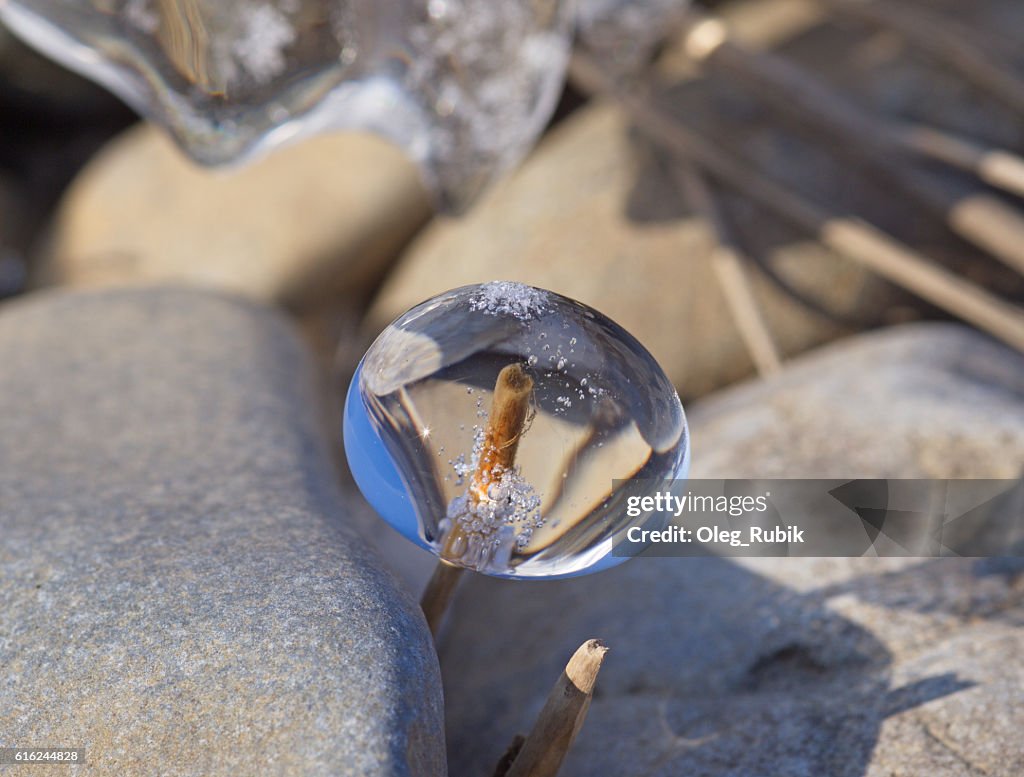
[344,282,690,578]
[0,0,572,210]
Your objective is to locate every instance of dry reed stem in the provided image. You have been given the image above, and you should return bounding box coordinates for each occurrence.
[420,561,464,638]
[568,51,1024,354]
[421,364,534,636]
[502,640,609,777]
[677,8,1024,276]
[825,0,1024,115]
[672,163,784,378]
[897,124,1024,201]
[470,364,534,504]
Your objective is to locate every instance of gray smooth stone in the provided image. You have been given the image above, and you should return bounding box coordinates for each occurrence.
[689,322,1024,479]
[440,324,1024,777]
[0,287,445,776]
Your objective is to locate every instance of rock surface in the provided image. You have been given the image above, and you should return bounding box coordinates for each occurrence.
[0,175,27,297]
[36,125,432,311]
[689,323,1024,479]
[439,324,1024,777]
[0,287,445,776]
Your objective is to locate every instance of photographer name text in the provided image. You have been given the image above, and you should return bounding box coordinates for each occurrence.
[625,490,805,548]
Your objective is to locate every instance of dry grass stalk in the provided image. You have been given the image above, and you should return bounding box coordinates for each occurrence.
[420,364,534,636]
[676,7,1024,276]
[568,51,1024,354]
[896,123,1024,201]
[824,0,1024,115]
[672,163,783,378]
[502,639,609,777]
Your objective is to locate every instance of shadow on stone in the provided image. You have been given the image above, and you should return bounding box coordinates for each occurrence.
[440,555,970,776]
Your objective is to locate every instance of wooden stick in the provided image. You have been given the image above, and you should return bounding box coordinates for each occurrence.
[420,561,464,638]
[896,123,1024,201]
[676,8,1024,276]
[824,0,1024,115]
[672,163,784,377]
[568,51,1024,354]
[492,736,526,777]
[441,363,534,563]
[470,364,534,505]
[503,639,609,777]
[420,363,534,636]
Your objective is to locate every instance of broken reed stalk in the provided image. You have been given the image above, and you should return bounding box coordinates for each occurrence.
[677,8,1024,276]
[672,162,784,378]
[567,51,1024,355]
[420,363,534,637]
[499,640,609,777]
[824,0,1024,116]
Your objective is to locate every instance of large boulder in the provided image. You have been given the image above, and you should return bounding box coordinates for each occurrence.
[0,287,445,776]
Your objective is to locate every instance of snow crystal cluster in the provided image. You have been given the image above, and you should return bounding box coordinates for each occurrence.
[468,281,550,321]
[444,423,544,570]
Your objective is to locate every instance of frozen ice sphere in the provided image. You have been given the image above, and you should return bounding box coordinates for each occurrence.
[344,282,690,578]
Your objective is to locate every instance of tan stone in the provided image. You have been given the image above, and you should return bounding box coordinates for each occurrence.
[37,124,432,310]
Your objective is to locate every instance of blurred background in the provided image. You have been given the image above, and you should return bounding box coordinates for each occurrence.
[3,0,1024,398]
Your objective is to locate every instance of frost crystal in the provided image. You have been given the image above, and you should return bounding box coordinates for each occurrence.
[469,281,549,321]
[231,4,296,83]
[445,420,544,569]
